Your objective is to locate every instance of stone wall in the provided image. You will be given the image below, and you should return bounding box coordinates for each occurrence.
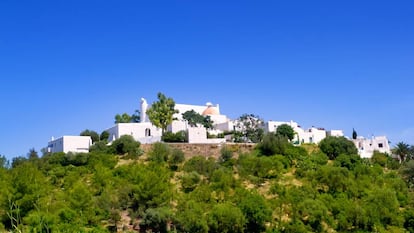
[140,143,256,159]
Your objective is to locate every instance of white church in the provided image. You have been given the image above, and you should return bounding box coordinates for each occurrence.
[47,97,392,158]
[105,98,227,144]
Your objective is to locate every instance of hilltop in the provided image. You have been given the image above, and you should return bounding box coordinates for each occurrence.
[1,136,414,233]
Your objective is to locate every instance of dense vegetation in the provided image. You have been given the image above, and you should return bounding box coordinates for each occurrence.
[1,135,414,233]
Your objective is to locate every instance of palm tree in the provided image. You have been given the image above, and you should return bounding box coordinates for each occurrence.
[392,142,410,163]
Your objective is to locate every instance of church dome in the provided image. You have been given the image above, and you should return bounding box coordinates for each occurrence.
[202,103,220,115]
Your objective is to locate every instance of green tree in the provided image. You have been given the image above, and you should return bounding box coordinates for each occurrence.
[99,131,109,142]
[208,203,246,233]
[147,142,171,163]
[401,160,414,186]
[181,171,201,193]
[168,148,185,171]
[234,114,264,143]
[276,124,295,141]
[352,128,358,140]
[131,109,141,123]
[175,200,208,233]
[80,129,99,143]
[27,148,39,160]
[182,110,205,127]
[256,133,290,156]
[114,113,132,123]
[297,198,330,232]
[115,109,140,123]
[0,155,8,168]
[319,136,358,160]
[146,92,179,135]
[140,207,171,233]
[234,189,271,233]
[393,142,411,163]
[109,135,142,158]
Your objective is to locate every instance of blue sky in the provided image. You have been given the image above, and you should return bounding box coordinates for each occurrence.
[1,1,413,160]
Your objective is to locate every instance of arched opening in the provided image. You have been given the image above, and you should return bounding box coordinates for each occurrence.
[145,128,151,137]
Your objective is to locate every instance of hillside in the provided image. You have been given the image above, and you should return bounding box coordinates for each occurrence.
[1,138,414,233]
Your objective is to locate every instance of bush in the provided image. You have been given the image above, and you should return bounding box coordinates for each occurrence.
[183,156,217,178]
[218,146,234,166]
[334,154,362,170]
[148,142,171,163]
[181,171,201,193]
[109,135,142,158]
[256,133,290,156]
[168,148,185,170]
[208,203,246,233]
[238,154,284,184]
[371,151,389,167]
[162,131,187,142]
[319,136,358,160]
[89,141,108,153]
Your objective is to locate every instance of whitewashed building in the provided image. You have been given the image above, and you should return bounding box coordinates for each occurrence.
[265,120,328,144]
[327,130,344,137]
[187,126,226,144]
[47,136,92,153]
[106,122,162,144]
[169,102,230,134]
[106,98,230,144]
[352,136,391,158]
[106,98,162,144]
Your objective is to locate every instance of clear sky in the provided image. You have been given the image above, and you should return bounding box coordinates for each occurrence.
[1,0,413,160]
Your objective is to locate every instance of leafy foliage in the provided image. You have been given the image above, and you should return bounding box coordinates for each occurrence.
[161,130,187,142]
[276,124,295,141]
[1,140,414,232]
[80,129,99,143]
[233,114,264,143]
[182,110,214,129]
[256,133,290,156]
[393,141,412,163]
[109,135,142,158]
[146,92,179,134]
[319,136,358,160]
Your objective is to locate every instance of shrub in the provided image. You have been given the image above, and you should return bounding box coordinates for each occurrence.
[183,156,217,178]
[181,171,201,193]
[168,148,185,170]
[319,136,358,160]
[218,146,234,166]
[109,135,142,158]
[162,131,187,142]
[256,133,290,156]
[148,142,171,163]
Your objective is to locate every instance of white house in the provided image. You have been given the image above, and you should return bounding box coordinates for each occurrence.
[300,127,327,144]
[187,126,226,144]
[169,102,230,134]
[327,130,344,137]
[106,98,230,144]
[106,98,162,144]
[265,120,328,144]
[106,122,162,144]
[352,136,391,158]
[47,136,92,153]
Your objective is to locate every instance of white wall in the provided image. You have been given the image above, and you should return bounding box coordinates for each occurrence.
[353,136,391,158]
[107,122,162,144]
[48,136,92,153]
[266,121,327,144]
[174,104,207,120]
[168,120,187,133]
[187,126,226,144]
[327,130,344,137]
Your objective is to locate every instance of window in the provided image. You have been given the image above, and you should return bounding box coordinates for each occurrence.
[378,143,383,148]
[145,128,151,137]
